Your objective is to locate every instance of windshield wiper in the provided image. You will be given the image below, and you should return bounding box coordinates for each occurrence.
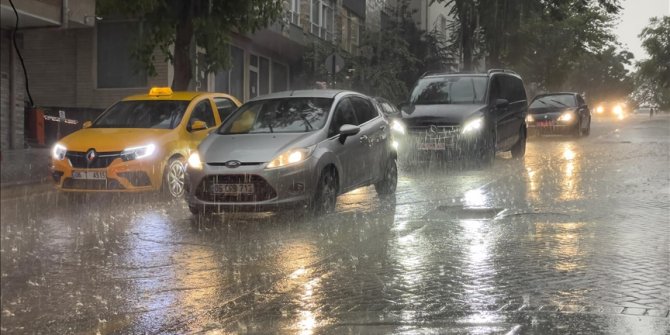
[300,115,313,131]
[549,99,568,107]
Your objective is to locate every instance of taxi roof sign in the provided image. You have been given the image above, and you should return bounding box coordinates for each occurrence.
[149,87,173,96]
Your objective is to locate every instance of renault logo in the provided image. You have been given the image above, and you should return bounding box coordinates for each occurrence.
[86,149,97,162]
[224,160,241,168]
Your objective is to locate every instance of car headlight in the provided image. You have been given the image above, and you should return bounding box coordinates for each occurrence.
[462,117,483,134]
[52,143,67,160]
[187,152,203,169]
[526,115,534,122]
[596,106,604,113]
[391,119,405,134]
[558,112,574,122]
[121,144,156,161]
[266,147,314,169]
[613,105,623,115]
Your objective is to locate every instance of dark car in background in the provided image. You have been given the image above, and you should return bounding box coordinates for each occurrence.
[527,92,591,137]
[594,100,628,120]
[396,69,528,165]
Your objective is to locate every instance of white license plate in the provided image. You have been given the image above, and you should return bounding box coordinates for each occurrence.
[211,184,254,195]
[418,142,446,150]
[72,171,107,180]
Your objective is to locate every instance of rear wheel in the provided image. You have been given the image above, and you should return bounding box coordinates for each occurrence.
[511,127,526,159]
[163,157,186,198]
[311,168,338,215]
[374,158,398,197]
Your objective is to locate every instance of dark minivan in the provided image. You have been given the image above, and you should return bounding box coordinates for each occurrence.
[397,69,528,165]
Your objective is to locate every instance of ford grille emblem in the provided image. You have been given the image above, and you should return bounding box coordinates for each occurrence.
[225,160,241,168]
[86,149,97,162]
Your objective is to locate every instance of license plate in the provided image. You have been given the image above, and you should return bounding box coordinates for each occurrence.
[211,184,254,195]
[418,142,446,150]
[72,171,107,180]
[536,121,553,127]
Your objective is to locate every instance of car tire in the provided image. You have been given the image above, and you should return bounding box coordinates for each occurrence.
[573,120,584,137]
[163,157,186,198]
[583,117,591,137]
[311,168,338,215]
[374,158,398,197]
[511,127,526,159]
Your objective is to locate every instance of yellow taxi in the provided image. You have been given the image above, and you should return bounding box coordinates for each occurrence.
[50,87,241,197]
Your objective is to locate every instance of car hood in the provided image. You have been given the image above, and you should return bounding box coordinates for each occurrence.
[200,132,320,163]
[401,104,487,126]
[58,128,171,152]
[529,107,576,117]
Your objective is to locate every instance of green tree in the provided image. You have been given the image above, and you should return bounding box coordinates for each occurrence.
[636,16,670,109]
[97,0,283,90]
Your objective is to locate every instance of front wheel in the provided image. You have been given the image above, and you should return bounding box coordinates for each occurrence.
[311,168,338,215]
[163,157,186,198]
[583,117,591,137]
[511,127,526,159]
[374,158,398,197]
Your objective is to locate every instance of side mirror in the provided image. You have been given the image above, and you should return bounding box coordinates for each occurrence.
[82,120,92,129]
[338,124,360,143]
[495,99,509,109]
[189,120,207,131]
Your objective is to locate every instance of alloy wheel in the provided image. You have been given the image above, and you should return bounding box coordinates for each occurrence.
[167,160,185,197]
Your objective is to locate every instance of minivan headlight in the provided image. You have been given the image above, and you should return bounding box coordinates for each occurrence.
[266,147,314,169]
[121,144,156,161]
[52,143,67,160]
[462,117,483,134]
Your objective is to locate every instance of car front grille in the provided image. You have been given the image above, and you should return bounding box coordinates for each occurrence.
[66,151,122,168]
[195,174,277,202]
[62,178,125,190]
[407,125,461,139]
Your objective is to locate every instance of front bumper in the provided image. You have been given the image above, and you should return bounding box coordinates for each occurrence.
[527,120,576,133]
[185,158,317,211]
[51,154,162,192]
[397,131,485,160]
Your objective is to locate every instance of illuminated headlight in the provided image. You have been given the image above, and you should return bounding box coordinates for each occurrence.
[391,120,405,134]
[596,106,604,114]
[526,115,534,122]
[52,143,67,160]
[613,105,623,115]
[558,112,574,122]
[187,152,203,169]
[462,117,483,134]
[266,147,314,169]
[121,143,156,161]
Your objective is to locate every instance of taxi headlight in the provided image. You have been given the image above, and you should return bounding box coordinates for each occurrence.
[462,117,483,134]
[391,120,406,134]
[187,152,203,170]
[266,147,314,169]
[121,143,156,161]
[558,112,574,122]
[52,143,67,160]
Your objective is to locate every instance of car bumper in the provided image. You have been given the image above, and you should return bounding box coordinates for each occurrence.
[185,158,318,211]
[51,157,163,193]
[396,132,485,158]
[527,122,576,133]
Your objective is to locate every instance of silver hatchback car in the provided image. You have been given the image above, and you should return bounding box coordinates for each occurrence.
[185,90,398,214]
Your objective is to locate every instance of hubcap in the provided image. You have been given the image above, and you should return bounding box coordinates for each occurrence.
[168,161,185,197]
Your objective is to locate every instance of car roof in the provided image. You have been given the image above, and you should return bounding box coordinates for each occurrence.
[536,92,578,96]
[123,91,237,101]
[422,73,488,79]
[247,89,359,102]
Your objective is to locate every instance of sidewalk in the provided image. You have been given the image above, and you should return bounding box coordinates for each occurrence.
[0,148,51,188]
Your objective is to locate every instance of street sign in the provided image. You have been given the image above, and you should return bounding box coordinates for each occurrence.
[325,53,345,74]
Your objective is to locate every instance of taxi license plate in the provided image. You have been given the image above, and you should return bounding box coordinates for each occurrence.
[72,171,107,180]
[418,142,446,150]
[211,184,254,195]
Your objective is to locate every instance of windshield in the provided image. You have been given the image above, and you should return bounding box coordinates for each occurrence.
[410,76,487,105]
[219,98,332,134]
[92,100,189,129]
[530,94,577,108]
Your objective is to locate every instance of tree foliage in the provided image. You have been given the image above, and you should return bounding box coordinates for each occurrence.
[635,16,670,109]
[97,0,283,90]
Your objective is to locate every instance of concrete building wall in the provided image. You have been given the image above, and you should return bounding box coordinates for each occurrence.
[1,30,25,151]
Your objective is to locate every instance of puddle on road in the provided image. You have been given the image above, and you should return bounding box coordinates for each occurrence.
[424,206,504,221]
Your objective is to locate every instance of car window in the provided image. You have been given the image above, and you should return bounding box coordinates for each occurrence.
[504,75,526,103]
[329,98,358,137]
[576,95,585,106]
[220,98,333,134]
[188,99,216,129]
[411,76,487,105]
[92,100,189,129]
[213,97,237,123]
[530,94,577,108]
[350,96,378,124]
[384,102,399,115]
[489,76,502,103]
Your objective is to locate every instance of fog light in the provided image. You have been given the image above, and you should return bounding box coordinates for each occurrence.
[289,182,305,194]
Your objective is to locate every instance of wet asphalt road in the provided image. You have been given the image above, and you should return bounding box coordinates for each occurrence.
[1,115,669,334]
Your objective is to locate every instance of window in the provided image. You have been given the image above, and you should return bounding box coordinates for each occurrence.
[97,21,147,88]
[220,98,333,134]
[329,98,358,137]
[92,100,188,129]
[350,97,378,124]
[342,9,361,53]
[259,57,270,96]
[288,0,301,26]
[311,0,335,41]
[272,62,289,92]
[213,98,237,122]
[577,95,585,106]
[188,100,216,129]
